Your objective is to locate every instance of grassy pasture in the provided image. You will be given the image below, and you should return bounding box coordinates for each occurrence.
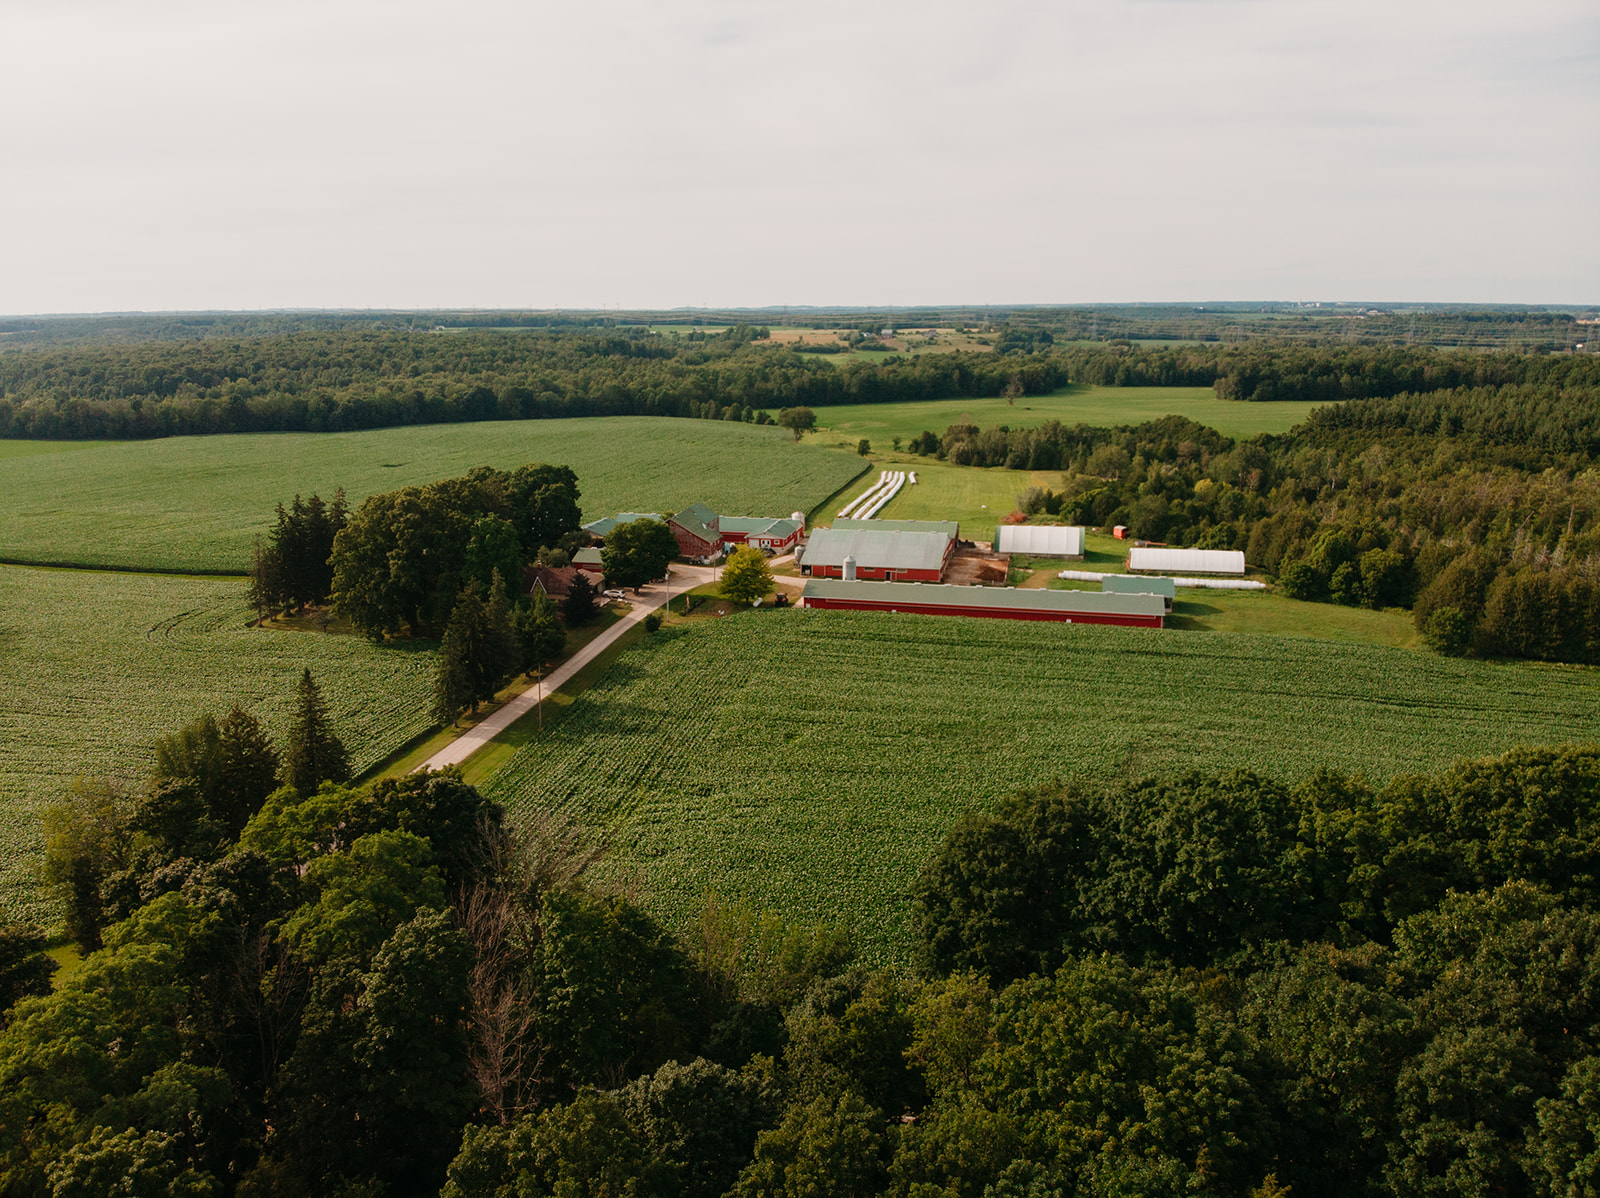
[0,564,436,924]
[483,609,1600,962]
[0,440,108,460]
[811,383,1327,448]
[0,418,867,574]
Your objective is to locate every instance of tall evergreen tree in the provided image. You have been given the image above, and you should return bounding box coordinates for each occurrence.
[281,669,350,796]
[434,615,474,726]
[564,573,599,626]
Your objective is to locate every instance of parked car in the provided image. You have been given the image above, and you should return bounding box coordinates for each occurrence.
[602,588,626,599]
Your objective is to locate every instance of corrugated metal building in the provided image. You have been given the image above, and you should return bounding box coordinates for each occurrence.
[572,547,605,575]
[800,579,1165,627]
[799,527,955,582]
[993,525,1085,558]
[1101,573,1176,612]
[832,517,961,539]
[1127,547,1246,576]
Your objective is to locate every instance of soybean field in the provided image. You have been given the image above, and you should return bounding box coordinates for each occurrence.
[0,564,436,923]
[484,609,1600,962]
[0,417,867,573]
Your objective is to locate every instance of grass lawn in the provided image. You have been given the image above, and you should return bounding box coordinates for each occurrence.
[834,457,1062,536]
[482,609,1600,963]
[0,417,867,574]
[809,383,1328,447]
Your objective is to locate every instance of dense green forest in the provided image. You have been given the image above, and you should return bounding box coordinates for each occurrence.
[3,315,1595,441]
[3,740,1596,1197]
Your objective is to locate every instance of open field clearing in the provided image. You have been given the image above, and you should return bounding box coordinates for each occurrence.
[851,457,1064,534]
[811,383,1328,447]
[0,564,436,923]
[0,418,866,573]
[483,609,1600,962]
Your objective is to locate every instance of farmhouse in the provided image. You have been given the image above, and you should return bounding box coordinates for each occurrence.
[1127,547,1247,576]
[581,512,667,540]
[799,526,955,582]
[718,515,804,555]
[572,547,605,575]
[1101,573,1177,612]
[669,503,723,562]
[521,564,581,598]
[993,524,1085,558]
[800,579,1165,627]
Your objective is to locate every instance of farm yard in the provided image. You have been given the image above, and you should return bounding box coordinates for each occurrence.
[0,417,867,573]
[0,564,436,923]
[483,608,1600,963]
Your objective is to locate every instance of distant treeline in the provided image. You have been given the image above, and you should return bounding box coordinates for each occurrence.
[4,303,1588,350]
[0,330,1062,441]
[4,324,1597,442]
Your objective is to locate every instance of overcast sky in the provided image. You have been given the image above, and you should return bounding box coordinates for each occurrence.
[1,0,1595,313]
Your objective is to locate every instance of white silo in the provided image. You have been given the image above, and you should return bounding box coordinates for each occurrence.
[843,555,857,581]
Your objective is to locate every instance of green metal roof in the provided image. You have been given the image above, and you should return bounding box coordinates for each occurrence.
[801,528,952,573]
[801,579,1165,617]
[1101,574,1177,599]
[719,516,803,538]
[573,547,604,565]
[582,512,666,536]
[832,517,959,539]
[671,503,720,541]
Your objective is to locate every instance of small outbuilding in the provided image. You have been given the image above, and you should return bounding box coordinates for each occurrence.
[1127,547,1246,576]
[572,547,605,575]
[582,512,667,541]
[993,525,1085,559]
[800,579,1165,627]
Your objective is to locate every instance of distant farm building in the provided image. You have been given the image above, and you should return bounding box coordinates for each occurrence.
[993,525,1085,559]
[799,526,955,582]
[800,579,1165,627]
[719,515,804,554]
[1101,573,1176,612]
[582,512,667,540]
[668,503,723,562]
[1127,547,1246,576]
[571,547,605,575]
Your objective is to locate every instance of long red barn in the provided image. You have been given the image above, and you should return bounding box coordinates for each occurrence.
[799,578,1165,627]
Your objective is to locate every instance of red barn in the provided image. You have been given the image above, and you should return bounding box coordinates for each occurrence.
[799,579,1165,627]
[668,503,722,562]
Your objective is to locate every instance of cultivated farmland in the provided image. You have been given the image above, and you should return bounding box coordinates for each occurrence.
[484,609,1600,962]
[0,564,436,923]
[0,418,866,573]
[810,383,1329,448]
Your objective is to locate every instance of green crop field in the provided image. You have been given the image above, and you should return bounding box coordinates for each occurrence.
[483,610,1600,963]
[811,383,1328,447]
[0,418,867,574]
[0,564,437,924]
